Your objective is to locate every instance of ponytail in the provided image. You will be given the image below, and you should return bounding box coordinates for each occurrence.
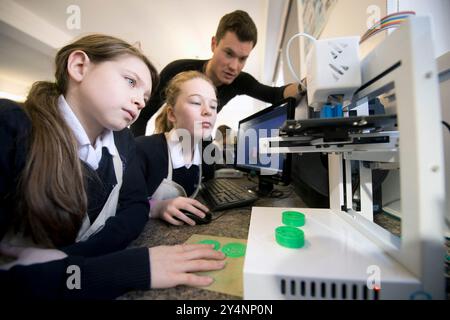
[154,104,173,133]
[17,81,86,246]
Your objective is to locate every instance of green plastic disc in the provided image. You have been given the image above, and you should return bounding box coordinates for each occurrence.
[275,226,305,248]
[221,242,246,258]
[282,211,305,227]
[198,239,221,251]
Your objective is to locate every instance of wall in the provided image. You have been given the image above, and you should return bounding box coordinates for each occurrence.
[1,0,271,130]
[0,31,53,101]
[281,0,301,84]
[316,0,387,60]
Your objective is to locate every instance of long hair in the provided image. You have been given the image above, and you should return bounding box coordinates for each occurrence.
[18,34,159,247]
[155,71,215,133]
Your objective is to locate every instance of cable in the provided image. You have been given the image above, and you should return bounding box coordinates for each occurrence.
[443,121,450,133]
[360,11,415,44]
[267,189,284,198]
[285,32,316,88]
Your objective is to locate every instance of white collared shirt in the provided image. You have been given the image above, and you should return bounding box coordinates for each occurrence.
[166,128,201,169]
[58,95,116,170]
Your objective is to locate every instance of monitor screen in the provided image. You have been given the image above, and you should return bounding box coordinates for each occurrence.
[235,98,295,185]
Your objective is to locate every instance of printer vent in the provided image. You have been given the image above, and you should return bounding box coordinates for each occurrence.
[279,278,379,300]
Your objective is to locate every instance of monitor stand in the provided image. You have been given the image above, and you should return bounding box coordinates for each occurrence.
[256,176,274,196]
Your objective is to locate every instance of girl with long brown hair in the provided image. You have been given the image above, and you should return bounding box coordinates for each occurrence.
[0,35,225,299]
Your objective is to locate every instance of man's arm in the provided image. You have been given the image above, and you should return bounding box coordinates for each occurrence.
[234,72,305,104]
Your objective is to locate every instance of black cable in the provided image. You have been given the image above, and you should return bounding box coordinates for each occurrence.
[267,189,284,198]
[246,174,258,184]
[443,121,450,132]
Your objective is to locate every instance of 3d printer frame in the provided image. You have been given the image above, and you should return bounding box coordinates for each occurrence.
[245,17,445,299]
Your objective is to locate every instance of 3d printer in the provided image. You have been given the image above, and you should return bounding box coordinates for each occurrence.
[243,16,446,300]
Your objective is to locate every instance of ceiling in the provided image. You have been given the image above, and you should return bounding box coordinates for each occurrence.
[0,0,289,99]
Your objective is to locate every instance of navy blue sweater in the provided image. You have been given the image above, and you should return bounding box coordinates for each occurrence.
[136,133,206,198]
[0,99,150,299]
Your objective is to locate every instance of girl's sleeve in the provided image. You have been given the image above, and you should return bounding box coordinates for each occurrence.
[0,247,150,299]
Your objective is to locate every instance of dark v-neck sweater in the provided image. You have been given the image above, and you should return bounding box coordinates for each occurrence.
[0,99,150,299]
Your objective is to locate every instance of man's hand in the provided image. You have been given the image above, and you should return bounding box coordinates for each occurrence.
[283,78,307,101]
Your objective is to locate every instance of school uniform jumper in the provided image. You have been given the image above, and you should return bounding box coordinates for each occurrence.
[0,98,150,299]
[135,131,206,202]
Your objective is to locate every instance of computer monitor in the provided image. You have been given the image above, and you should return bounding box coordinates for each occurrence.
[235,97,296,195]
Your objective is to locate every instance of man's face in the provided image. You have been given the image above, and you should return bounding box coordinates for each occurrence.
[209,31,254,86]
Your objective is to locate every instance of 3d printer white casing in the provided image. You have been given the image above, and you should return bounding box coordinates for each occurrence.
[244,17,445,300]
[306,36,362,107]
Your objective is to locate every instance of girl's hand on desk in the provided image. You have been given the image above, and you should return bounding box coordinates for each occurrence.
[0,244,67,270]
[149,244,226,289]
[150,197,209,226]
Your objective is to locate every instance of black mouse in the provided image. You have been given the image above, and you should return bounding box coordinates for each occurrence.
[180,209,212,225]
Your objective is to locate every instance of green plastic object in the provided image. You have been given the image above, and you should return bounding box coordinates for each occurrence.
[275,226,305,248]
[221,242,246,258]
[282,211,305,227]
[198,239,221,251]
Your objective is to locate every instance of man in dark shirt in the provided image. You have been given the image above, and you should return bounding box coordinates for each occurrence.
[131,10,304,136]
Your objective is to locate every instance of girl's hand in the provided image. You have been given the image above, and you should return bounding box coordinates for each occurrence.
[150,197,209,226]
[149,243,226,288]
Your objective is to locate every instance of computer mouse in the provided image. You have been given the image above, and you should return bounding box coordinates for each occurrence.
[180,209,212,225]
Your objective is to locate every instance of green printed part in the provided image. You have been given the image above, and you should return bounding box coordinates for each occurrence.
[221,242,246,258]
[282,211,305,227]
[275,226,305,248]
[198,239,221,250]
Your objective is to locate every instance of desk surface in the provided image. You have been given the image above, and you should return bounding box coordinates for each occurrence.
[118,178,306,300]
[118,178,447,300]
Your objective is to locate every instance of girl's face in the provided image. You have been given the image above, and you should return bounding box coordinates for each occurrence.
[76,54,152,133]
[168,78,217,139]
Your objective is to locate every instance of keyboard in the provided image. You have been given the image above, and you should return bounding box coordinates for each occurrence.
[200,178,258,211]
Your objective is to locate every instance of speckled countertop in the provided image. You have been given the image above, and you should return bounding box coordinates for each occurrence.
[117,178,449,300]
[118,180,306,300]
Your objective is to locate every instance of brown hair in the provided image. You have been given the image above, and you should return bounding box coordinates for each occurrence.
[18,34,159,247]
[155,71,216,133]
[215,10,257,47]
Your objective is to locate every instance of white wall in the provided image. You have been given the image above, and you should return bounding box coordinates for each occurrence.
[1,0,272,121]
[319,0,387,58]
[214,96,264,132]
